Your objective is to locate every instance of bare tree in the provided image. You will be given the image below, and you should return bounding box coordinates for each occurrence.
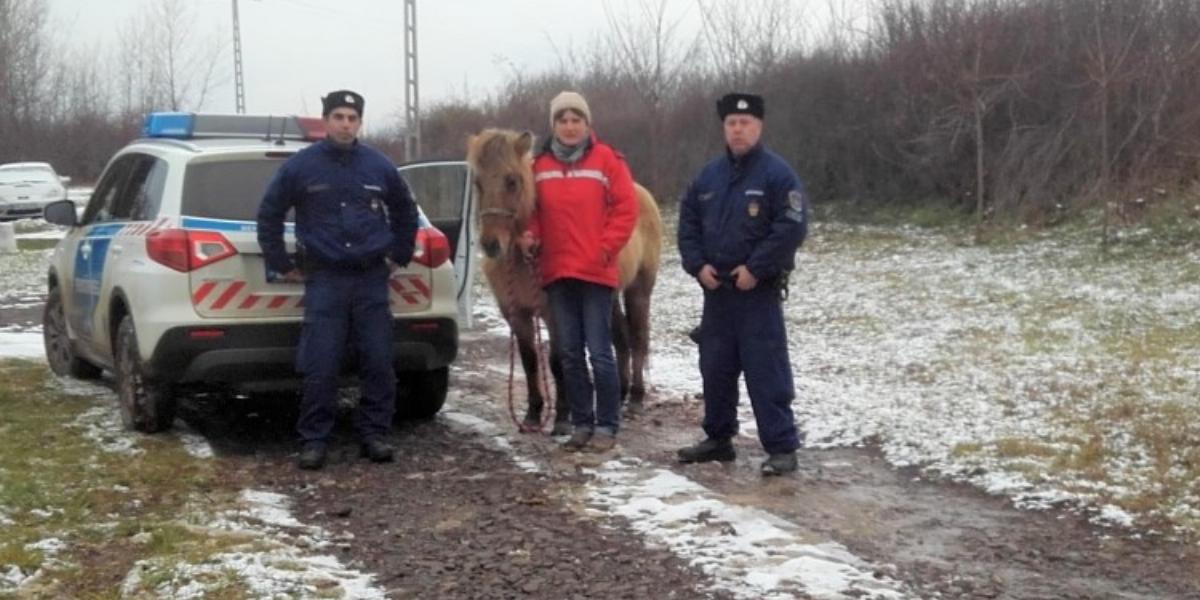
[696,0,805,87]
[600,0,701,191]
[116,0,226,115]
[0,0,51,159]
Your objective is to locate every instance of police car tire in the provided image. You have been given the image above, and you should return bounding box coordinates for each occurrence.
[114,316,177,433]
[43,289,102,380]
[395,366,449,421]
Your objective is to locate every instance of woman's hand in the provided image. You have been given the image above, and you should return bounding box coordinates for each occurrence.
[517,231,540,259]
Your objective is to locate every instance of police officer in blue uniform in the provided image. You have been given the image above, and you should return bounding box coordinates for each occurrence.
[676,92,809,476]
[257,90,419,470]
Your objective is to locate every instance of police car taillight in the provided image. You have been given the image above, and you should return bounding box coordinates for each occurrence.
[412,227,450,268]
[146,229,238,272]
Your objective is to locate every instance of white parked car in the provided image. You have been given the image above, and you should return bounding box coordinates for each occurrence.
[41,113,477,432]
[0,161,69,220]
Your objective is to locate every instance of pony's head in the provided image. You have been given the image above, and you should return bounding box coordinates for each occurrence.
[466,129,536,259]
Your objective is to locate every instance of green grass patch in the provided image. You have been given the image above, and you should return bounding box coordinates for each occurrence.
[0,360,251,597]
[16,238,58,252]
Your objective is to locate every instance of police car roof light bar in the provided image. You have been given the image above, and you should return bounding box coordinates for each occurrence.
[143,112,326,142]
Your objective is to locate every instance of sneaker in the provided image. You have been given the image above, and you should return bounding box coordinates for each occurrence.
[760,451,798,476]
[677,437,736,463]
[586,432,617,453]
[360,438,395,463]
[561,430,592,452]
[298,442,328,470]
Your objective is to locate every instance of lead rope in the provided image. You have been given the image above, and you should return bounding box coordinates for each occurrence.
[506,251,556,433]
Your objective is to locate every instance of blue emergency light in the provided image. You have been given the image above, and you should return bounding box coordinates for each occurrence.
[142,112,326,141]
[143,112,195,138]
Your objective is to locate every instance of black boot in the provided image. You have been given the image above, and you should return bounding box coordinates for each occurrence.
[360,438,395,463]
[761,451,798,476]
[677,437,736,463]
[298,442,328,470]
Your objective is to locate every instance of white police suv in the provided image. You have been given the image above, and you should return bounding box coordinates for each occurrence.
[42,113,477,432]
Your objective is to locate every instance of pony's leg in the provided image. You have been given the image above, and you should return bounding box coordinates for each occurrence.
[624,274,655,406]
[510,313,544,428]
[610,299,632,406]
[543,313,572,436]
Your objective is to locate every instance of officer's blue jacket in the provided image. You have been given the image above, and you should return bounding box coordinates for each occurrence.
[257,139,418,274]
[678,143,808,282]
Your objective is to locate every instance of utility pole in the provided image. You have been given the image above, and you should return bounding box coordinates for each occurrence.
[403,0,420,160]
[232,0,246,114]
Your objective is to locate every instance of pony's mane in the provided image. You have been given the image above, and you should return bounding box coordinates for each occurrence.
[468,128,528,171]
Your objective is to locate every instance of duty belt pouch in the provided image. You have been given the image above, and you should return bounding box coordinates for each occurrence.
[776,271,791,301]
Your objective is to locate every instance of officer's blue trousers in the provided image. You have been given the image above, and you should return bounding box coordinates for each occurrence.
[547,278,621,435]
[295,264,396,444]
[698,284,800,454]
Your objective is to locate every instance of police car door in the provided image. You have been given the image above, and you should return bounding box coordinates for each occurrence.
[396,161,477,326]
[63,154,140,345]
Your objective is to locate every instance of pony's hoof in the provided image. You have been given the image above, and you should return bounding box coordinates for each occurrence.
[550,421,572,437]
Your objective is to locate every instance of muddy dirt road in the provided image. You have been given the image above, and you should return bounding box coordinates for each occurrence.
[3,286,1199,598]
[180,326,1200,599]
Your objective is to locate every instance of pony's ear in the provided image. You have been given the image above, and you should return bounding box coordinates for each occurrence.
[465,133,478,157]
[515,130,535,157]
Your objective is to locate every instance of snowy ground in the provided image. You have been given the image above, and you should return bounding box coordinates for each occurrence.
[5,217,1198,536]
[2,215,1198,596]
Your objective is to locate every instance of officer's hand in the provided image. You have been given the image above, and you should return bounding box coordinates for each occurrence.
[282,269,305,283]
[698,264,720,290]
[732,265,758,291]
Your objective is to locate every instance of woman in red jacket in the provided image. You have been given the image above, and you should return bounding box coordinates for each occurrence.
[519,91,639,452]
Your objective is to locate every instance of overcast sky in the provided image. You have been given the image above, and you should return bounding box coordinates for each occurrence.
[47,0,868,131]
[46,0,683,129]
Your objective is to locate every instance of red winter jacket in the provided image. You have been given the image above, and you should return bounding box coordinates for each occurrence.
[528,135,638,289]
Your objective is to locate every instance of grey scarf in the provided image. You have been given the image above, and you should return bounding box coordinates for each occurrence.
[550,136,590,164]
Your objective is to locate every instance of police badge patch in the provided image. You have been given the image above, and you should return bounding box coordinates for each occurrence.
[788,189,805,210]
[747,200,760,217]
[786,189,806,223]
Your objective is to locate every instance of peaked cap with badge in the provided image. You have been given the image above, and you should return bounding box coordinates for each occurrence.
[322,89,365,117]
[716,92,765,121]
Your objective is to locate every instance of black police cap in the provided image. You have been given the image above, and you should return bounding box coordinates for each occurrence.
[716,93,765,121]
[322,89,364,117]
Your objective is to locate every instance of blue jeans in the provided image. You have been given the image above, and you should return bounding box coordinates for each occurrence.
[546,278,620,435]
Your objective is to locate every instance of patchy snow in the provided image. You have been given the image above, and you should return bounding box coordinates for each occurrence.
[0,329,44,359]
[23,537,66,556]
[467,218,1200,539]
[586,460,906,600]
[72,405,142,456]
[127,489,387,599]
[445,390,906,599]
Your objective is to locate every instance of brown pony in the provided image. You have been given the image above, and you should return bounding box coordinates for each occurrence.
[466,128,663,434]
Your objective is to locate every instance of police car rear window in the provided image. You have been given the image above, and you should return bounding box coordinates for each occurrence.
[182,158,291,222]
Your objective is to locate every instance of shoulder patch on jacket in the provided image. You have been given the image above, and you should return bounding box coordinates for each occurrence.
[786,189,806,222]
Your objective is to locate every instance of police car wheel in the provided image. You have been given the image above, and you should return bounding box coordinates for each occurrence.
[394,366,449,421]
[42,289,102,379]
[114,315,177,433]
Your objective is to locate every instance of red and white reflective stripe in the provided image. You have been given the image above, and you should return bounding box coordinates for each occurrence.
[119,217,172,237]
[534,169,609,187]
[192,280,303,312]
[388,275,432,305]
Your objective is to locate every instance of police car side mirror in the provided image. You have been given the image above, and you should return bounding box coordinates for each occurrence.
[43,200,78,228]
